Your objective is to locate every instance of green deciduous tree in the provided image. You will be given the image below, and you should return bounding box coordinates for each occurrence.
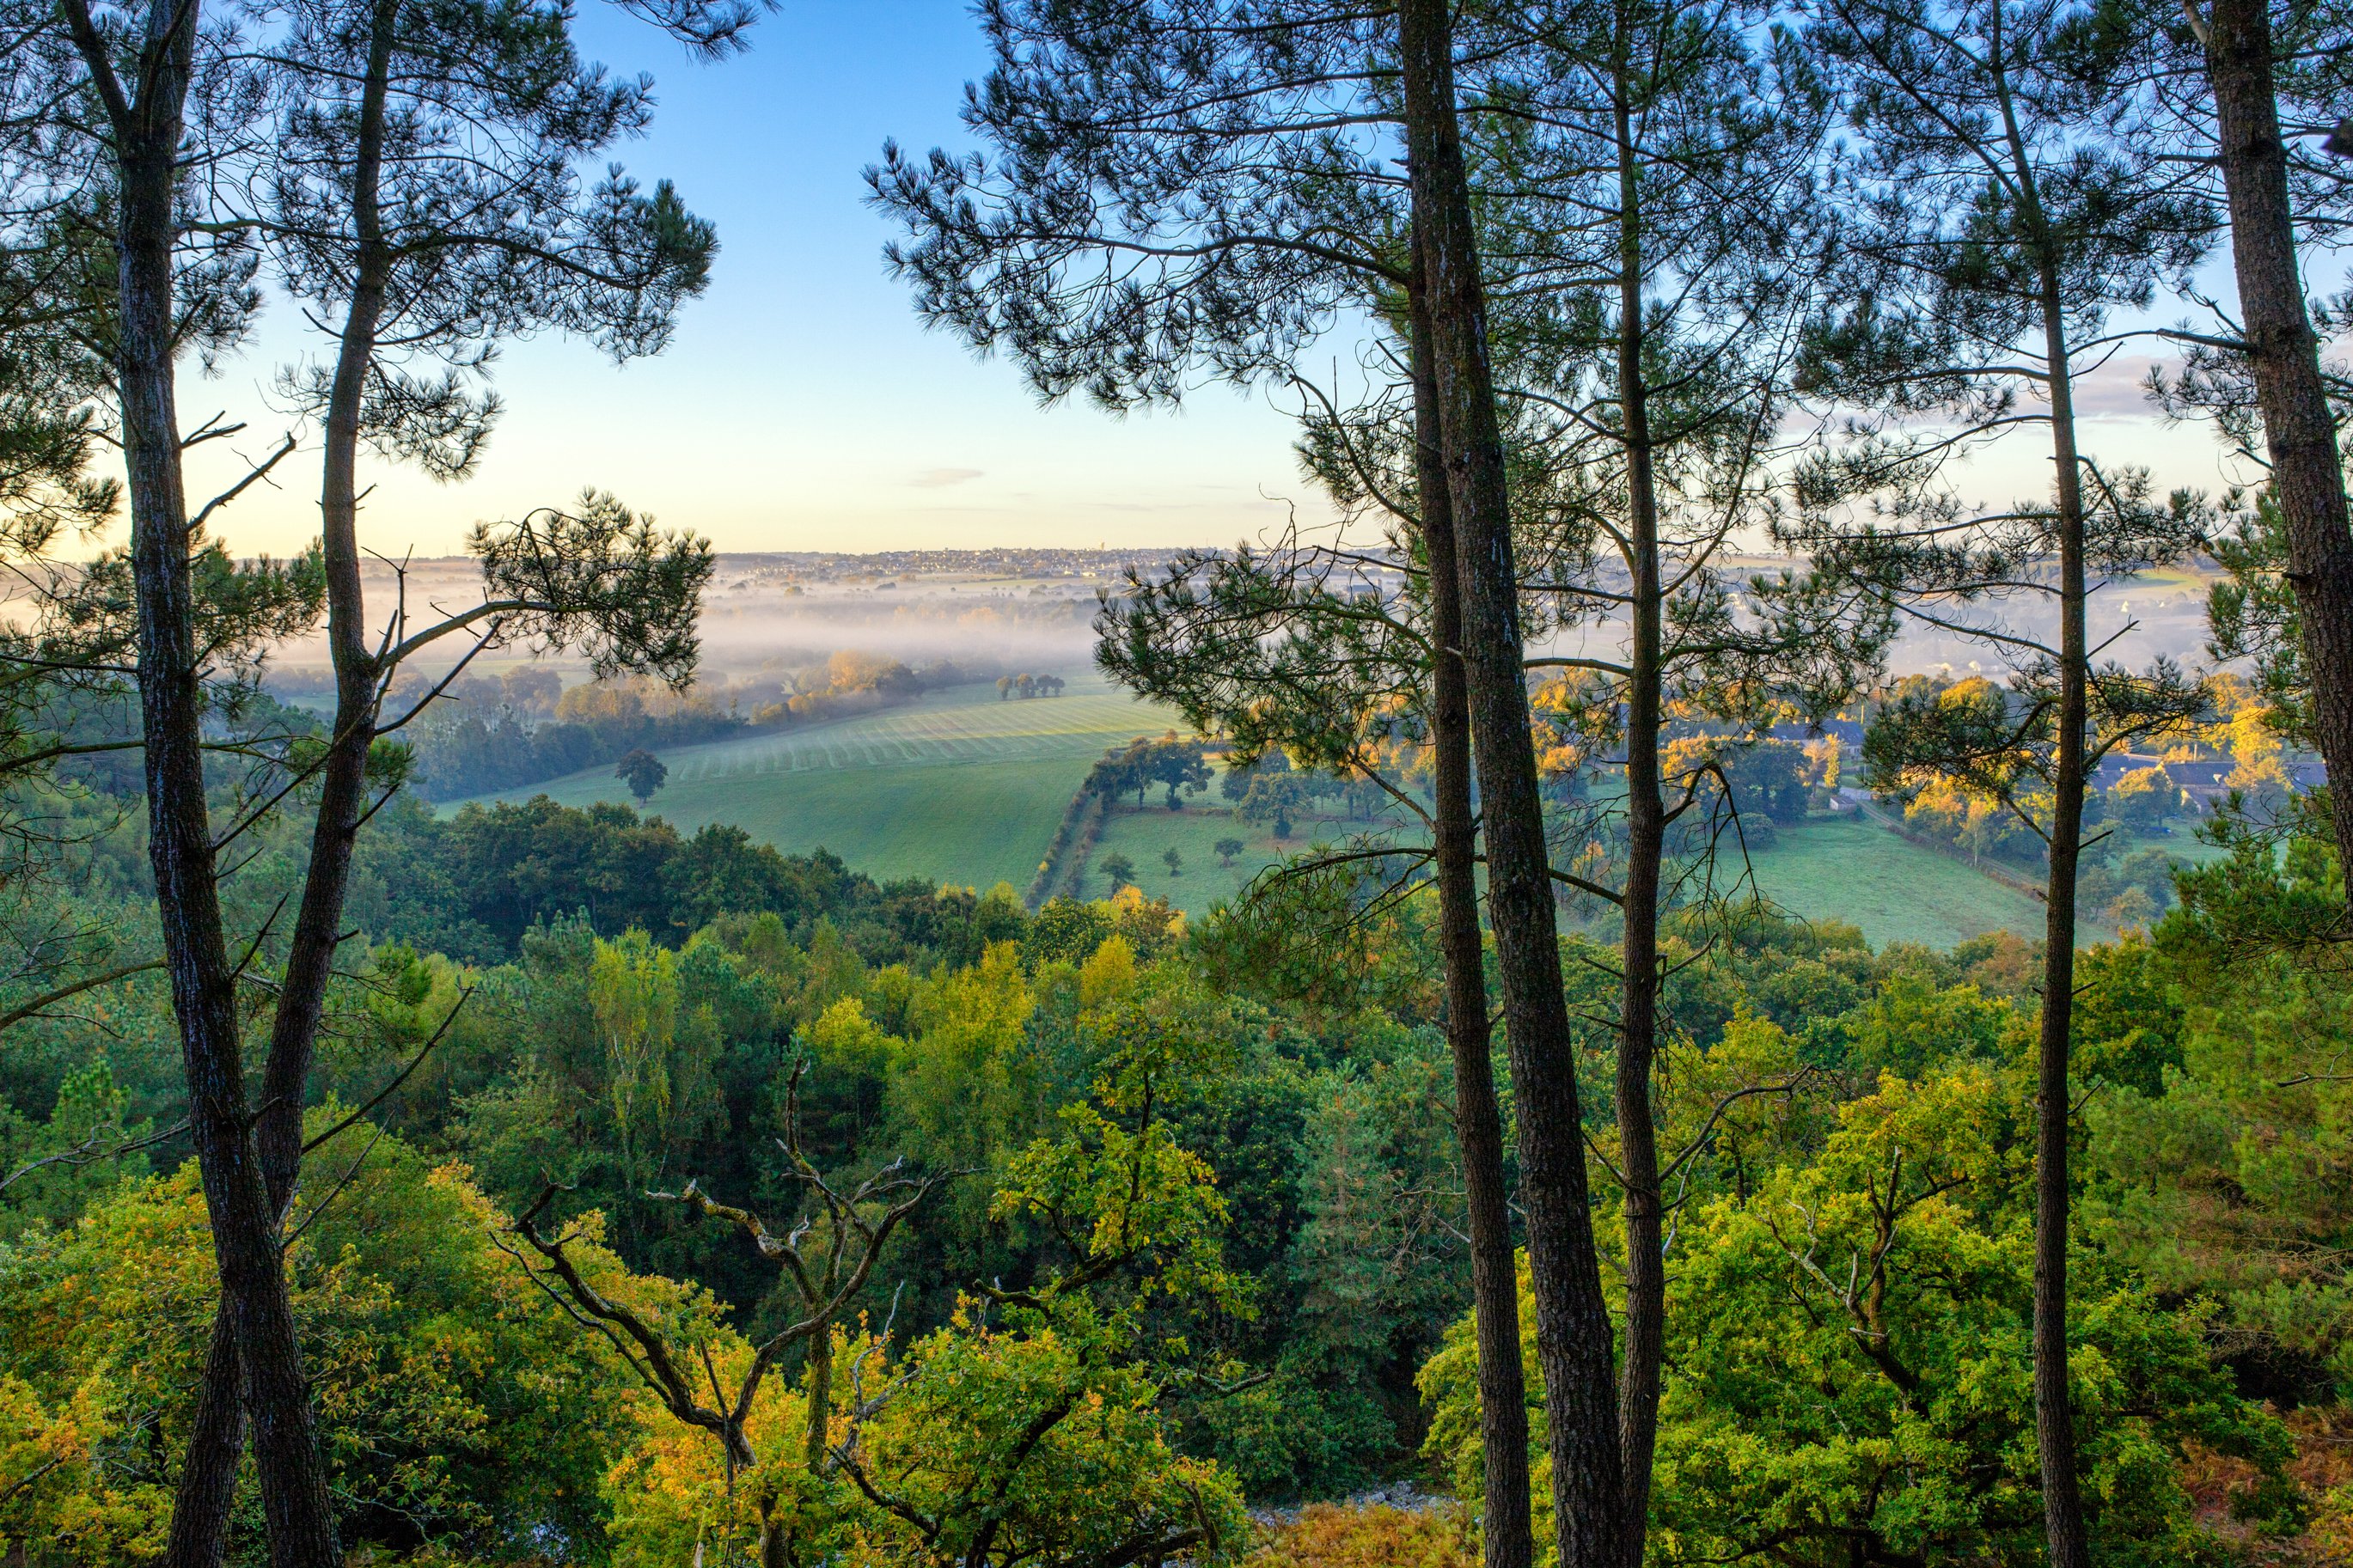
[1424,1062,2293,1567]
[507,1056,944,1568]
[616,747,669,803]
[0,1125,648,1564]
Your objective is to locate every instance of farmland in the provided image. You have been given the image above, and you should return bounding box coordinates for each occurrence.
[1743,815,2090,949]
[1101,810,2104,948]
[456,675,2214,949]
[1081,802,1396,916]
[451,675,1179,891]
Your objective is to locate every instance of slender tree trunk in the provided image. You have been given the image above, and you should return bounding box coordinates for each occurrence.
[2203,0,2353,889]
[1610,74,1665,1567]
[160,1316,243,1568]
[258,0,392,1211]
[118,77,345,1568]
[1411,253,1535,1568]
[1397,6,1625,1565]
[163,9,394,1559]
[804,1315,834,1474]
[2033,265,2092,1568]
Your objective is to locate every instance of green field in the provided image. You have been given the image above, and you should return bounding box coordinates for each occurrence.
[1080,804,1398,916]
[1743,815,2084,949]
[459,681,2221,948]
[1099,809,2082,947]
[453,678,1180,891]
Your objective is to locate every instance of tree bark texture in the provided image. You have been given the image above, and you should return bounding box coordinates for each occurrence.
[1410,253,1537,1568]
[2204,0,2353,890]
[158,1315,244,1568]
[804,1315,834,1474]
[1397,6,1627,1565]
[2033,261,2093,1568]
[167,2,400,1554]
[65,2,346,1562]
[1610,78,1665,1565]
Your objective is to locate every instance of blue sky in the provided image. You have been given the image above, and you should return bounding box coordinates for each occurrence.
[175,1,2264,562]
[185,2,1338,558]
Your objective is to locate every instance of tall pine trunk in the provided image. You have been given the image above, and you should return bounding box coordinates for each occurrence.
[154,2,400,1560]
[2203,0,2353,891]
[2032,259,2092,1568]
[84,3,345,1560]
[98,3,404,1560]
[1410,249,1536,1568]
[1397,5,1625,1564]
[1610,71,1665,1566]
[159,1317,243,1568]
[258,0,399,1232]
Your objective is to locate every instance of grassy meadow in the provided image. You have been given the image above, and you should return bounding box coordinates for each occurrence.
[451,676,1181,892]
[1095,805,2095,949]
[1080,802,1400,916]
[1741,815,2067,949]
[458,673,2218,948]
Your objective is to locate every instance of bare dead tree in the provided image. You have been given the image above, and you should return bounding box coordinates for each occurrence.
[501,1059,945,1568]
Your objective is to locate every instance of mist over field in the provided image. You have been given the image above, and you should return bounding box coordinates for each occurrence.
[266,546,2228,699]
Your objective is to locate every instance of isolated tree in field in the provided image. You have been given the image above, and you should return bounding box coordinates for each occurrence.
[996,675,1013,699]
[616,747,668,803]
[2109,766,2176,831]
[1146,738,1213,809]
[2159,0,2353,900]
[1791,4,2212,1559]
[1213,837,1244,869]
[1235,772,1313,841]
[1098,852,1137,895]
[1161,846,1183,878]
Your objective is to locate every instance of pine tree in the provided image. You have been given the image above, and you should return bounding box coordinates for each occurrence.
[1788,5,2214,1557]
[31,0,743,1559]
[2162,0,2353,903]
[871,12,1562,1559]
[1436,8,1893,1533]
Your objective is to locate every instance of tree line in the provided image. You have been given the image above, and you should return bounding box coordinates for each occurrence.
[408,656,1002,802]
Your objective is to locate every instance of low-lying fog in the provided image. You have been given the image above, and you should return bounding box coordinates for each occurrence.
[264,547,2227,699]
